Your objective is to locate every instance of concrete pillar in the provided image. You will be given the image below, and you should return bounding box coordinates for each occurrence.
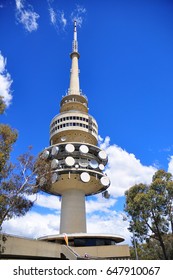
[69,54,80,95]
[60,189,86,234]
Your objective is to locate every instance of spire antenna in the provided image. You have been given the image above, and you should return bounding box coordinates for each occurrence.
[68,20,80,95]
[72,20,78,53]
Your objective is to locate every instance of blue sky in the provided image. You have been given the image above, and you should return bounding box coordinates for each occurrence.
[1,0,173,244]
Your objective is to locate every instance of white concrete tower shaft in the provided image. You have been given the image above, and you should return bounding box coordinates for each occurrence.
[60,189,86,234]
[69,20,80,95]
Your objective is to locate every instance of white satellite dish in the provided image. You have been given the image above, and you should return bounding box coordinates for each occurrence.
[51,159,59,169]
[75,164,79,169]
[41,150,49,159]
[39,177,46,186]
[52,173,58,184]
[79,144,89,154]
[51,146,59,156]
[99,164,104,171]
[65,143,75,153]
[65,156,75,167]
[61,136,66,142]
[79,158,88,168]
[80,172,90,183]
[100,176,110,187]
[98,150,107,160]
[89,159,98,169]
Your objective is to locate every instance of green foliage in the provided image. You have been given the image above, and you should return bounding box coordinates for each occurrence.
[0,97,51,229]
[0,124,18,175]
[130,234,173,260]
[0,96,6,114]
[0,148,35,228]
[0,146,52,228]
[125,170,173,259]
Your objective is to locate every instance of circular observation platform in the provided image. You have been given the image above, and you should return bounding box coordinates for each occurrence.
[45,169,110,196]
[39,142,110,196]
[38,233,125,245]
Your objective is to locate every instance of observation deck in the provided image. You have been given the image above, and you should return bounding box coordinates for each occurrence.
[40,142,110,196]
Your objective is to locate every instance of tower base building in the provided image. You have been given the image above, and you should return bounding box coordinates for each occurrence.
[0,233,130,260]
[0,22,130,260]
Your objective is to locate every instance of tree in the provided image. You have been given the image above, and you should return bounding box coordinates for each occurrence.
[0,96,6,114]
[0,97,51,229]
[0,149,35,228]
[130,234,173,260]
[0,96,17,183]
[0,147,51,228]
[0,124,18,174]
[124,169,173,260]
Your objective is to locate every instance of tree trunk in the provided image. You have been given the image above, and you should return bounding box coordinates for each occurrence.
[151,210,168,260]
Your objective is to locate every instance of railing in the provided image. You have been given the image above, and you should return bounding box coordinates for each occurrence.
[66,89,88,101]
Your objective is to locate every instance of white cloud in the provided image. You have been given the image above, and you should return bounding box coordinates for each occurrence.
[100,137,157,197]
[99,135,110,150]
[87,211,131,244]
[0,52,13,107]
[71,4,87,27]
[2,211,60,238]
[47,2,86,32]
[16,0,23,10]
[49,7,57,26]
[15,0,39,32]
[60,11,67,29]
[48,1,67,32]
[30,192,61,211]
[168,155,173,175]
[86,195,116,214]
[86,195,132,244]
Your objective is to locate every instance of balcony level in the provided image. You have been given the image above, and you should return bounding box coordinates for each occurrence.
[60,93,88,113]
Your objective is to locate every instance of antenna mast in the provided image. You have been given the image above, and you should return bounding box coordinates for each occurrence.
[72,20,78,53]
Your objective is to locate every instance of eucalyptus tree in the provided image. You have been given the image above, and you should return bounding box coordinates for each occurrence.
[125,169,173,260]
[0,97,51,229]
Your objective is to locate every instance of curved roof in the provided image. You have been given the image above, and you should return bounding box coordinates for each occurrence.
[38,232,124,244]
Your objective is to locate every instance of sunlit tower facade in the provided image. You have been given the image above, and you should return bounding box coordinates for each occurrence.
[40,21,110,234]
